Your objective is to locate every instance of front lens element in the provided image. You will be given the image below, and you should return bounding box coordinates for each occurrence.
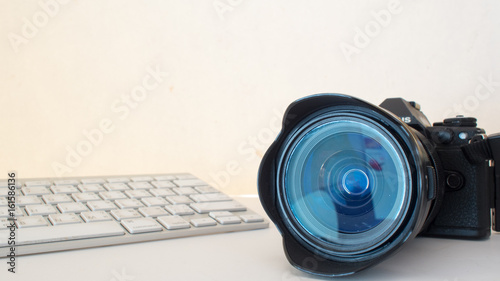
[342,169,369,195]
[281,115,411,255]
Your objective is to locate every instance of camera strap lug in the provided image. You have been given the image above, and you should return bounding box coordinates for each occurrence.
[461,134,491,164]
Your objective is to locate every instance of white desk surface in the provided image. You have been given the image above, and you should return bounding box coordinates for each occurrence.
[1,196,499,281]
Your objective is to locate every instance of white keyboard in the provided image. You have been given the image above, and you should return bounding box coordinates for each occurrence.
[0,173,268,256]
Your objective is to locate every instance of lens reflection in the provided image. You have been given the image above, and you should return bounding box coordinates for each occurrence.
[342,169,369,195]
[283,116,410,253]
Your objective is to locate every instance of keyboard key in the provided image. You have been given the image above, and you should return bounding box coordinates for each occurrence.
[240,214,264,223]
[138,207,169,217]
[141,197,168,207]
[0,221,125,246]
[87,200,117,211]
[72,192,101,202]
[16,216,48,228]
[173,187,198,195]
[110,209,142,221]
[149,189,176,197]
[125,190,152,199]
[115,199,144,209]
[24,181,51,187]
[57,202,88,213]
[215,216,241,225]
[25,204,58,216]
[2,207,23,217]
[0,218,9,228]
[130,176,154,182]
[50,185,79,194]
[81,178,106,184]
[13,207,24,216]
[173,179,207,187]
[0,209,10,218]
[17,196,42,206]
[81,211,113,223]
[153,175,176,181]
[194,186,219,194]
[78,184,105,193]
[191,217,217,227]
[128,182,153,190]
[166,195,193,205]
[22,186,51,196]
[190,201,246,213]
[157,215,190,230]
[209,211,234,219]
[53,179,80,186]
[99,191,127,200]
[106,177,130,183]
[151,181,176,188]
[121,218,163,234]
[41,194,73,204]
[165,204,194,215]
[48,213,82,225]
[189,193,232,203]
[104,183,130,191]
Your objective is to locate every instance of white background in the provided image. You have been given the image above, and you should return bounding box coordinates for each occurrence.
[1,0,499,195]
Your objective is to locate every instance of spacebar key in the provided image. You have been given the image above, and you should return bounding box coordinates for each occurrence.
[0,221,125,246]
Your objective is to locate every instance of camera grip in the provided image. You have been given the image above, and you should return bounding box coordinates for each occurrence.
[421,147,491,239]
[486,134,500,231]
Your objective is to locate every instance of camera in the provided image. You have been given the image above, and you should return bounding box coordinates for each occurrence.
[258,94,500,276]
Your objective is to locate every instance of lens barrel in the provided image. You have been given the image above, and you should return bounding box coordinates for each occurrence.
[258,94,438,276]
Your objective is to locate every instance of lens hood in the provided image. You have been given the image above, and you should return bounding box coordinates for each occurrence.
[258,94,438,276]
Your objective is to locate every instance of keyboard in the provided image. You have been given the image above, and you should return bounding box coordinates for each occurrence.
[0,173,268,256]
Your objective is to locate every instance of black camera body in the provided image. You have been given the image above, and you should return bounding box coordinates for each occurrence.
[258,94,500,277]
[379,98,493,239]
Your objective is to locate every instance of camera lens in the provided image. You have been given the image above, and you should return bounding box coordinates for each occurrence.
[259,94,437,276]
[280,115,411,254]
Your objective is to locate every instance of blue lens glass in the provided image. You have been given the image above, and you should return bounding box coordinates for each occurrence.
[282,116,410,253]
[342,169,369,195]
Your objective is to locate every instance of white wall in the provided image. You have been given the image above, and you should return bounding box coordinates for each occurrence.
[1,0,499,194]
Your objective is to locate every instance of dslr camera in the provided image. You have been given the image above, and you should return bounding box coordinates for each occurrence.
[258,94,500,276]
